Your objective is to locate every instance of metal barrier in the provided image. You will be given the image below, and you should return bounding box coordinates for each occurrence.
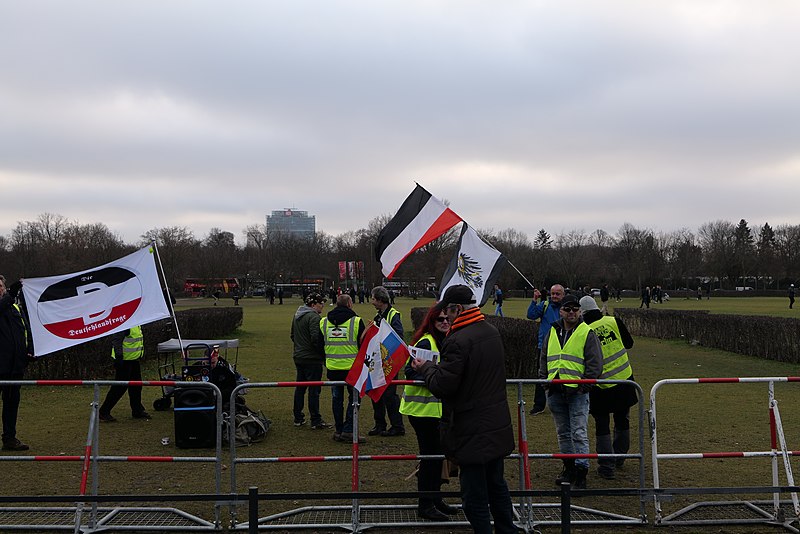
[0,379,223,533]
[650,376,800,531]
[226,378,648,532]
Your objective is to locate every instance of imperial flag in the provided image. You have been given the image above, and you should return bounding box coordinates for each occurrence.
[438,224,507,307]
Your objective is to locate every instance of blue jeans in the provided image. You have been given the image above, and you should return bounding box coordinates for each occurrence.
[459,457,517,534]
[293,363,323,425]
[327,369,354,433]
[547,387,590,469]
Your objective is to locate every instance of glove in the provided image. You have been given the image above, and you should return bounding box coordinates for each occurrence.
[8,280,22,299]
[577,384,592,395]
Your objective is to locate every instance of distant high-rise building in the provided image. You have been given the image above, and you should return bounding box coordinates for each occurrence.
[266,208,315,238]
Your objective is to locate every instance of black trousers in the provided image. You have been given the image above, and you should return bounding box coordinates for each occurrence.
[100,359,146,416]
[408,415,443,508]
[371,384,404,430]
[0,372,23,442]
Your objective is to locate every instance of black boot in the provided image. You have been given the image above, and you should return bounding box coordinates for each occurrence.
[596,434,615,479]
[554,459,575,486]
[434,500,459,515]
[573,466,588,490]
[613,429,631,468]
[418,505,449,521]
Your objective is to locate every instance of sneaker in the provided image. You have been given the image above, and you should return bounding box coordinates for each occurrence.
[99,413,117,423]
[132,411,152,420]
[529,406,546,416]
[367,426,386,436]
[294,420,306,427]
[311,421,332,430]
[380,427,405,437]
[2,438,29,451]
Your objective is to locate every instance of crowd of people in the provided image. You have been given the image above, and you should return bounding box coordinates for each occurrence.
[5,273,786,532]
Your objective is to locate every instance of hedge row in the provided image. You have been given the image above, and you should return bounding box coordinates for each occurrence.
[411,307,538,379]
[27,307,244,380]
[615,308,800,364]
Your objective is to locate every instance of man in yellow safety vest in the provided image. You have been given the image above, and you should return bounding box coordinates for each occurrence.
[320,294,365,443]
[538,293,603,490]
[99,325,151,422]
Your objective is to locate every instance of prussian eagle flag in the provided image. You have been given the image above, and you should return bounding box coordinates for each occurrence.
[375,184,463,279]
[21,245,171,357]
[346,320,410,401]
[439,224,508,307]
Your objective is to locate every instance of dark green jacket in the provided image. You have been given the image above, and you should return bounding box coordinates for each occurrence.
[290,305,324,364]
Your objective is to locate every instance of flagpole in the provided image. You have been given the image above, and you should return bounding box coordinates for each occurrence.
[464,224,537,290]
[151,242,184,349]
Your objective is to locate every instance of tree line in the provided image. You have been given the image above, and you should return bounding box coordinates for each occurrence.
[1,213,798,295]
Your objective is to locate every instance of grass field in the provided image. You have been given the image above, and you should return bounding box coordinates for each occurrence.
[6,294,800,533]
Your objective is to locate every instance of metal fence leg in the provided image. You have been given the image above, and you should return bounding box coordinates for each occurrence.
[248,486,259,534]
[560,482,571,534]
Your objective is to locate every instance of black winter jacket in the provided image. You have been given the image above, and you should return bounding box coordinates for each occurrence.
[420,318,514,464]
[0,293,30,375]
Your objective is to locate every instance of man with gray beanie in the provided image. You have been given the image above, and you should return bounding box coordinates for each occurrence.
[579,295,637,480]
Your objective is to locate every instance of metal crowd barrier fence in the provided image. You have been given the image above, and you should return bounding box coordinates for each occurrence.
[650,376,800,531]
[0,379,223,533]
[226,378,648,533]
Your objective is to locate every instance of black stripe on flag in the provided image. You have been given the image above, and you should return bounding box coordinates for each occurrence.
[38,267,135,302]
[374,184,432,261]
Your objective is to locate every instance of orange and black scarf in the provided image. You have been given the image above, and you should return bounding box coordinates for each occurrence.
[448,307,484,335]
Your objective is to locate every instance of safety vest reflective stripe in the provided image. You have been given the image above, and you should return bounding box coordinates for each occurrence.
[587,316,632,388]
[322,316,359,370]
[399,333,442,418]
[546,322,590,388]
[112,325,144,361]
[13,303,27,345]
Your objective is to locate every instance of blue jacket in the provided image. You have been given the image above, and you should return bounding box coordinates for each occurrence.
[527,298,562,349]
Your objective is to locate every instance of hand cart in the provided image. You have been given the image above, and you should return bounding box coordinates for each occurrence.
[153,338,240,411]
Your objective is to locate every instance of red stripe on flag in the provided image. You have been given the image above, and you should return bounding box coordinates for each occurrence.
[385,208,462,279]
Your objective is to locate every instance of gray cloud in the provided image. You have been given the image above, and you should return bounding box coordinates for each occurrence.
[2,0,799,244]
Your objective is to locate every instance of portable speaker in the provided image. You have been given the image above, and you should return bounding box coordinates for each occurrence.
[174,386,217,449]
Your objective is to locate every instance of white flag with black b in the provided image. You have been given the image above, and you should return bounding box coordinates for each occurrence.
[438,224,507,307]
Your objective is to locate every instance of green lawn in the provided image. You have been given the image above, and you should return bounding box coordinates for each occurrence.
[6,294,800,533]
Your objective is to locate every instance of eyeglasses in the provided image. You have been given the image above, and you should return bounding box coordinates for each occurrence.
[562,306,580,312]
[435,317,449,323]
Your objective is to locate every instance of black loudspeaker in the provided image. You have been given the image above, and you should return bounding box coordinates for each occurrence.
[174,386,217,449]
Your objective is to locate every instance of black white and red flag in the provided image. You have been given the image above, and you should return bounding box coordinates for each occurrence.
[374,184,463,279]
[21,245,170,356]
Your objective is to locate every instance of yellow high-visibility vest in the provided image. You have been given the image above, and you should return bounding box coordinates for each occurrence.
[399,333,442,418]
[546,322,590,387]
[110,325,143,361]
[321,315,360,371]
[587,316,632,388]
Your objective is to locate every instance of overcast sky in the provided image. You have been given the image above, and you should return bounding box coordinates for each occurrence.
[2,1,799,246]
